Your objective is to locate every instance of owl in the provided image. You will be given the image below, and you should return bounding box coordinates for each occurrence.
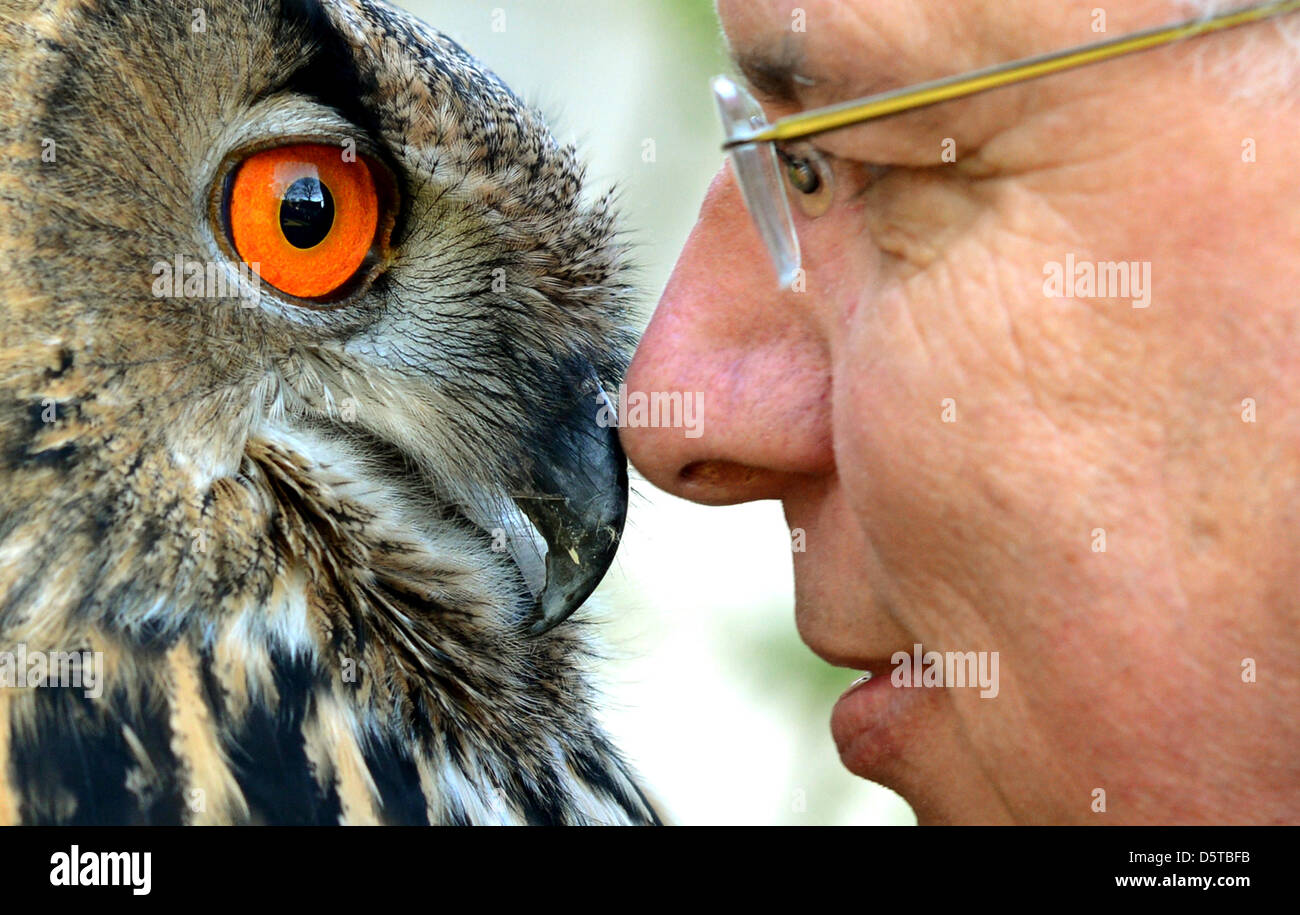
[0,0,657,824]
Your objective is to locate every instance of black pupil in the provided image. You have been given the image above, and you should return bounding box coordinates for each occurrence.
[787,158,819,194]
[279,176,334,249]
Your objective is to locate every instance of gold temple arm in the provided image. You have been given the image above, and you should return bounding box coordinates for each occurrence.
[725,0,1300,148]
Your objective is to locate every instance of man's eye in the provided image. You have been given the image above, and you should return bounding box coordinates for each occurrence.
[784,155,821,194]
[778,145,835,218]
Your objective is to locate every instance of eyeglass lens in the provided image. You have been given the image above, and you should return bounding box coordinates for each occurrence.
[712,76,802,289]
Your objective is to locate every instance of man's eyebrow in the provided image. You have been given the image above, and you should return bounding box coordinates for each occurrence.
[732,42,823,105]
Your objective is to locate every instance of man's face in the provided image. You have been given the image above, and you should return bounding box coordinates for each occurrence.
[621,0,1300,823]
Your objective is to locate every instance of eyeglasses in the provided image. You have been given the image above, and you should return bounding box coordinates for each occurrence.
[714,0,1300,288]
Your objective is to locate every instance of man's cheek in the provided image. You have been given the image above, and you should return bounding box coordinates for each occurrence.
[837,308,1084,580]
[832,335,978,583]
[833,274,1005,514]
[861,170,989,276]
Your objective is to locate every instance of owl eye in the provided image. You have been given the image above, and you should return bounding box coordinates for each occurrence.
[225,143,381,300]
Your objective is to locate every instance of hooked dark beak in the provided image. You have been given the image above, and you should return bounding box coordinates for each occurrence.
[516,380,628,636]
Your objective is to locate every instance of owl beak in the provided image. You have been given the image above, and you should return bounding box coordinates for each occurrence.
[517,381,628,636]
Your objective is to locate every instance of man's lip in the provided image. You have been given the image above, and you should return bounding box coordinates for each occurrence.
[838,669,883,700]
[831,658,901,702]
[829,657,920,780]
[811,646,898,674]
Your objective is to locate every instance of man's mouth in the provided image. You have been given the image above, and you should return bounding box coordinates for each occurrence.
[845,671,874,692]
[828,655,923,782]
[832,658,894,693]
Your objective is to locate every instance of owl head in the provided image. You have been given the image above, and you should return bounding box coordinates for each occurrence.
[0,0,633,635]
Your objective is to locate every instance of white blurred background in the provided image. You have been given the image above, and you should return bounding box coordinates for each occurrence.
[396,0,914,825]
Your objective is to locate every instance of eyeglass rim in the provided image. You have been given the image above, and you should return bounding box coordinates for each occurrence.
[713,76,804,289]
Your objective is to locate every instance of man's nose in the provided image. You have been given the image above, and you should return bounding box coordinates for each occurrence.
[620,166,835,506]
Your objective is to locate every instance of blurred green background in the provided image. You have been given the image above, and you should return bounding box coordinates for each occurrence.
[396,0,915,826]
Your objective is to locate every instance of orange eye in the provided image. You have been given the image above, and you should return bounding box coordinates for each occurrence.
[227,144,380,300]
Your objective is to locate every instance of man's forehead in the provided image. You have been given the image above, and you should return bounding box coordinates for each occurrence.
[714,0,1169,107]
[716,0,975,106]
